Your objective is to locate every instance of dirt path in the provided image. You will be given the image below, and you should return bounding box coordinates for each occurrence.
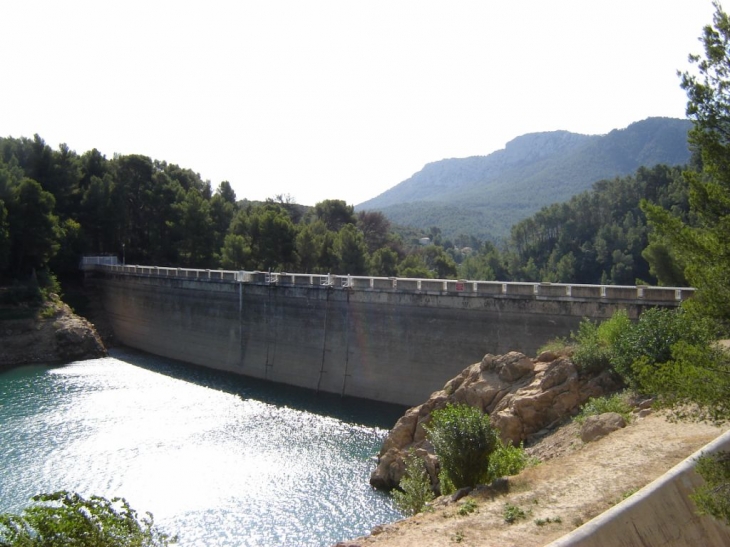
[339,412,728,547]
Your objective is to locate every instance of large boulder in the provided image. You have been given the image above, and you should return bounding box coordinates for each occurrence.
[54,306,106,362]
[580,412,627,443]
[370,351,621,490]
[0,301,106,368]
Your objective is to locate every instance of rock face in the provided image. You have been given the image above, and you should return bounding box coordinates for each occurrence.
[370,351,621,490]
[0,300,106,368]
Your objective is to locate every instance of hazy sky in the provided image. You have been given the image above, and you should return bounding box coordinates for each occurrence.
[0,1,716,206]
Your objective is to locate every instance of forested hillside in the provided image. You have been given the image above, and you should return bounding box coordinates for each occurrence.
[459,163,692,286]
[358,117,692,241]
[0,135,466,300]
[0,130,694,305]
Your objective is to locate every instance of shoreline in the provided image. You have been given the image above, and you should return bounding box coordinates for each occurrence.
[0,298,106,368]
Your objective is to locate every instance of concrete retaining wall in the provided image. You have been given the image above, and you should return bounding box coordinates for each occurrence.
[547,429,730,547]
[92,269,684,406]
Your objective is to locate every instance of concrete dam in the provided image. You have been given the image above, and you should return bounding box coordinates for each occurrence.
[84,261,693,406]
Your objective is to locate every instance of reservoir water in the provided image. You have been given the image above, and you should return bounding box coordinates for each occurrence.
[0,349,406,546]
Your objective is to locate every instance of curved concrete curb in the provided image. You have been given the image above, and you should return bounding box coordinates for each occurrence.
[546,428,730,546]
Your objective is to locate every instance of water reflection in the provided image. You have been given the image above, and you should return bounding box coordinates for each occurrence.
[0,349,406,547]
[118,348,407,428]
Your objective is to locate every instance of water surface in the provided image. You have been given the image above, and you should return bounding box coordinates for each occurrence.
[0,349,405,546]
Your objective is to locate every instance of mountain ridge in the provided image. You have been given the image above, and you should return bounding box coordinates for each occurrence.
[357,117,692,241]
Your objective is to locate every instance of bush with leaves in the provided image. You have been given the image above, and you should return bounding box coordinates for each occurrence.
[635,334,730,423]
[570,307,727,421]
[425,404,498,493]
[536,337,570,357]
[570,310,631,374]
[392,449,435,516]
[0,491,177,547]
[611,307,714,390]
[503,503,527,524]
[691,451,730,525]
[574,392,634,425]
[488,439,537,480]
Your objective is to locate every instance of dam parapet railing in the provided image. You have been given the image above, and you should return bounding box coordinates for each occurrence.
[80,257,694,305]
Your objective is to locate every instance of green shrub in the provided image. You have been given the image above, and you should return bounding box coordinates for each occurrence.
[597,309,632,346]
[392,450,435,516]
[536,337,571,356]
[611,307,713,389]
[438,471,457,496]
[568,307,727,422]
[503,503,527,524]
[488,439,537,480]
[425,404,498,492]
[575,392,634,425]
[569,319,606,373]
[0,491,177,546]
[571,310,631,374]
[457,498,478,516]
[36,268,62,301]
[640,338,730,423]
[691,451,730,525]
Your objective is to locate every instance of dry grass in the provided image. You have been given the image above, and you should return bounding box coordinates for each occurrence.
[340,412,728,547]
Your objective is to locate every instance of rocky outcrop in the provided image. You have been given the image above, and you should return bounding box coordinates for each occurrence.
[580,412,627,443]
[370,351,621,490]
[0,299,106,368]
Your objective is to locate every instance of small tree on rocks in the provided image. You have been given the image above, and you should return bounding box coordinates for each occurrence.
[392,449,435,516]
[425,403,498,493]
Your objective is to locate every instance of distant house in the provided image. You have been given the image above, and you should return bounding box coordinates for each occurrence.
[419,237,431,246]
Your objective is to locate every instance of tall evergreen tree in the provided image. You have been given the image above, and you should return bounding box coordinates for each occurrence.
[644,1,730,328]
[334,224,368,275]
[8,178,60,276]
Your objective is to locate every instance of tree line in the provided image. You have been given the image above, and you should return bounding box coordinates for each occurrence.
[0,130,698,299]
[458,162,693,286]
[0,136,466,289]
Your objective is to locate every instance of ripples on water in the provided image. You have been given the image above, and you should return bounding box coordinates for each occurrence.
[0,349,406,546]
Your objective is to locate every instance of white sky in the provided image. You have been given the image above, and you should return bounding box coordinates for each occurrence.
[0,1,717,207]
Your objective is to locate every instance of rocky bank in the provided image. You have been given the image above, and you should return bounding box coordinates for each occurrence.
[370,351,622,491]
[0,298,107,368]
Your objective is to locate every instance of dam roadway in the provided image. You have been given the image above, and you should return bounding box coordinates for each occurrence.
[83,262,693,407]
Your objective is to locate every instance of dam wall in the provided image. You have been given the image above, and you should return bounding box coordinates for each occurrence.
[88,264,692,406]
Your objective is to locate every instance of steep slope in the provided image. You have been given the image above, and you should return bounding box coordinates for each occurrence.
[341,414,727,547]
[357,117,692,241]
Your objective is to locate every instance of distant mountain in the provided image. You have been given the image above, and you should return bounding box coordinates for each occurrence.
[357,117,693,241]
